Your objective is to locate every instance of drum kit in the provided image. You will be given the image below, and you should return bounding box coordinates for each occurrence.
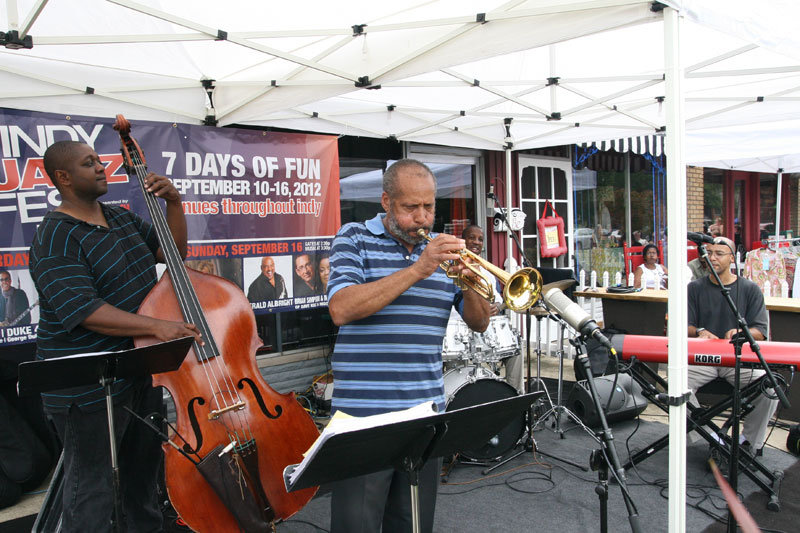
[441,279,586,468]
[441,314,524,461]
[416,230,581,465]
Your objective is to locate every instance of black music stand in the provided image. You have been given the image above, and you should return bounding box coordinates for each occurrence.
[18,337,194,533]
[284,392,542,532]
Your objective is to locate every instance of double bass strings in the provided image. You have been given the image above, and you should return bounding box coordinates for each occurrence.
[125,145,255,451]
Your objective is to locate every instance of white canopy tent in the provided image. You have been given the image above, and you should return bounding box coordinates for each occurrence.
[3,2,800,531]
[2,1,798,160]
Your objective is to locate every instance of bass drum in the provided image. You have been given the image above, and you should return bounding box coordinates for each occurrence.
[442,365,524,461]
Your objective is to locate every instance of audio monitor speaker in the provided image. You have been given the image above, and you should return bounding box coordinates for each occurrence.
[567,373,647,427]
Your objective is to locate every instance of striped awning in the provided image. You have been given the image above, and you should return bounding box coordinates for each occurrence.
[585,134,665,157]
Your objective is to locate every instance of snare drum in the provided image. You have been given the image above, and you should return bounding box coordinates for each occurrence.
[442,316,472,362]
[472,315,520,363]
[443,365,524,461]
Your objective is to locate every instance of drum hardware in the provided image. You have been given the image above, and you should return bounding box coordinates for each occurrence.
[532,314,585,437]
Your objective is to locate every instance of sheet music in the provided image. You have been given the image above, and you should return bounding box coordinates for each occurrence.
[285,401,437,487]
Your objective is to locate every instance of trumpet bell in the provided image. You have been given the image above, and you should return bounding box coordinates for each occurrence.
[415,228,542,312]
[502,267,543,312]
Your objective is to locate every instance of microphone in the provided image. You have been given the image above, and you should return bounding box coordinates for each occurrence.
[542,287,616,354]
[687,231,715,245]
[486,185,495,211]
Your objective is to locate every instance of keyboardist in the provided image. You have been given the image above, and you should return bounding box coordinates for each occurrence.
[687,237,777,456]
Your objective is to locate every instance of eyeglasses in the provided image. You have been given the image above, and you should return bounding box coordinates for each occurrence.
[709,251,731,258]
[0,277,10,282]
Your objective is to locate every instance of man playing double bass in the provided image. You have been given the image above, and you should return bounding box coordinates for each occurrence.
[30,141,202,532]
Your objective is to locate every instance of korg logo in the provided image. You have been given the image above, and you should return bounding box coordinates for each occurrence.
[694,354,722,365]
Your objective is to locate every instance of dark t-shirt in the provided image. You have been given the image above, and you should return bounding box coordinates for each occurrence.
[687,275,768,339]
[29,204,160,411]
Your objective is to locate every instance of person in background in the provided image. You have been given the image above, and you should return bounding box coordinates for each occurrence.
[633,243,668,289]
[0,269,31,326]
[687,255,709,281]
[632,230,647,246]
[30,140,202,532]
[326,159,490,533]
[708,216,724,237]
[460,225,523,392]
[247,256,288,302]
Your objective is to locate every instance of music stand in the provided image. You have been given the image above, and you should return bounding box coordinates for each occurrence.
[284,392,542,533]
[18,337,194,533]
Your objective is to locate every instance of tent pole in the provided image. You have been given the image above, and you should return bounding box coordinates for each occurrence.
[505,146,514,272]
[625,151,632,246]
[665,7,688,533]
[775,169,783,238]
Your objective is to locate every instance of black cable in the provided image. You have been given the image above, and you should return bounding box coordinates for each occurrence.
[504,470,556,494]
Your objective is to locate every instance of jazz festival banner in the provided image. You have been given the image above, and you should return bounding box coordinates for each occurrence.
[0,108,340,346]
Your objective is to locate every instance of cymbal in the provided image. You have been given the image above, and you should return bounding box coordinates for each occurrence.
[528,306,550,316]
[541,278,577,293]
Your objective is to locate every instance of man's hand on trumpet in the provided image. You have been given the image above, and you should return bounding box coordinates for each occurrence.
[412,231,465,279]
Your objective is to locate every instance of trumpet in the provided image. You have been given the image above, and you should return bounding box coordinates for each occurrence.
[416,229,543,312]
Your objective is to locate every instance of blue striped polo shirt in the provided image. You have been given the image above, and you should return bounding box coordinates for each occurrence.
[327,213,463,416]
[29,204,160,412]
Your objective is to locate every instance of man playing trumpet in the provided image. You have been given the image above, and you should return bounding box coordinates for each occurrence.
[326,159,490,532]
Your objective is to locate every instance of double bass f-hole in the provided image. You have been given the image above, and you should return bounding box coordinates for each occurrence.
[115,115,319,532]
[239,377,283,419]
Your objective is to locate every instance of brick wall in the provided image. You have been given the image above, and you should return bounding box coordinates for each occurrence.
[686,166,704,232]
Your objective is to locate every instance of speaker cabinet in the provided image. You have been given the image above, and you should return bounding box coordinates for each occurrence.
[567,373,647,427]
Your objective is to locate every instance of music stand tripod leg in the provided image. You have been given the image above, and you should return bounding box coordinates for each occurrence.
[101,376,126,533]
[409,470,421,533]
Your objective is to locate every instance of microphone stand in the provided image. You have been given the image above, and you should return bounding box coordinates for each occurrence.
[569,332,642,533]
[694,243,790,533]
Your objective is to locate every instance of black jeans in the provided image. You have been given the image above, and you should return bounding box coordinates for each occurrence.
[47,379,163,533]
[330,458,442,533]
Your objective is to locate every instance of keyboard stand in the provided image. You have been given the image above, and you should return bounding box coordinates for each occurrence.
[623,358,783,511]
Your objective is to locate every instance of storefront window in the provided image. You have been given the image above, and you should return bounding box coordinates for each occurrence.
[572,150,664,279]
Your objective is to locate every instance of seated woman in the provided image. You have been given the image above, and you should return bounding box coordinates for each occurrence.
[634,243,668,289]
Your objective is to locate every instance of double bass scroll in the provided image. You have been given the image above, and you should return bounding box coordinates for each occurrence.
[114,115,319,532]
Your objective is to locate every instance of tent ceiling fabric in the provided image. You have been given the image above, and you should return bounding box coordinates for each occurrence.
[1,0,799,169]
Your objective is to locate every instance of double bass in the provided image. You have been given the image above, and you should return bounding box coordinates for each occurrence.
[113,116,319,531]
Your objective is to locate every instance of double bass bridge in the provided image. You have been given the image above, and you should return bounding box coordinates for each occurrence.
[208,401,246,420]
